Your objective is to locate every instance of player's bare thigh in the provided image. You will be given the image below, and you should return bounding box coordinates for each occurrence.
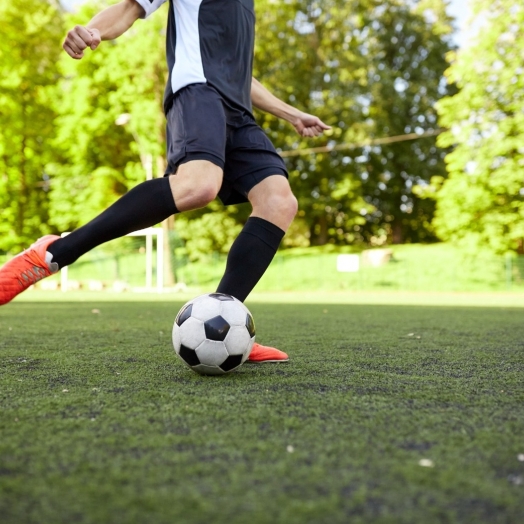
[167,160,223,212]
[248,175,298,231]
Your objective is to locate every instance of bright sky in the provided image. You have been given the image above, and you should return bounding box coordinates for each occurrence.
[446,0,472,47]
[61,0,473,47]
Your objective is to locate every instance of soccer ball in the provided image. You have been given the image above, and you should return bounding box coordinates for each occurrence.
[172,293,256,375]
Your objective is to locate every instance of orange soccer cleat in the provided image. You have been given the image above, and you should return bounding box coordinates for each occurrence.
[0,235,60,306]
[247,342,289,363]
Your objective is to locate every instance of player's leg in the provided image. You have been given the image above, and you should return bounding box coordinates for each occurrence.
[169,161,223,212]
[216,175,296,363]
[46,176,178,268]
[216,174,297,302]
[0,162,222,306]
[213,116,297,362]
[215,113,296,302]
[47,161,222,268]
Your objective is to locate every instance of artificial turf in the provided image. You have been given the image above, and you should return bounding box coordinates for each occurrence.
[1,299,523,523]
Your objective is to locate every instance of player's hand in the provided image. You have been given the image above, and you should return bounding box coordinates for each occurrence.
[292,112,331,138]
[63,26,101,59]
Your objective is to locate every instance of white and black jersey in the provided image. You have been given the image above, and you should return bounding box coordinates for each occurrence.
[135,0,255,115]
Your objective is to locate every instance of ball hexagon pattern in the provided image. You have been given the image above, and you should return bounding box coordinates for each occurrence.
[172,293,256,375]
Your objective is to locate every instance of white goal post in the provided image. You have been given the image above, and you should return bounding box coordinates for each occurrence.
[60,227,164,293]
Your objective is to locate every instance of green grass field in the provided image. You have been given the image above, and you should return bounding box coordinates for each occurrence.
[1,296,524,523]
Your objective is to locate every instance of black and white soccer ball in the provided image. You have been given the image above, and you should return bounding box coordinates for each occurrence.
[172,293,256,375]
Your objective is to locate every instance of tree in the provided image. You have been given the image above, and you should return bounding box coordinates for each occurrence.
[254,0,454,246]
[0,0,63,252]
[253,0,370,247]
[49,0,167,231]
[433,0,524,254]
[356,0,455,244]
[49,1,178,282]
[5,0,454,262]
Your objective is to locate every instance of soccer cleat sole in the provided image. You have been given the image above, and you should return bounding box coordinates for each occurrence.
[245,358,289,364]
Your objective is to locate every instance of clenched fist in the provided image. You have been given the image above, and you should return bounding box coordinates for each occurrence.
[63,26,101,59]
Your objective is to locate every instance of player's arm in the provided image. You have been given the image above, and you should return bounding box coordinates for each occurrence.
[63,0,145,60]
[251,77,331,138]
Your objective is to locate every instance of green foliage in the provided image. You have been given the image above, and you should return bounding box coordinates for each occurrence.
[254,0,454,246]
[0,0,454,257]
[434,1,524,254]
[174,202,243,261]
[48,0,168,232]
[0,0,63,251]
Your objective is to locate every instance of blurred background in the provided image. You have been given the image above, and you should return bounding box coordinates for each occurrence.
[1,0,523,293]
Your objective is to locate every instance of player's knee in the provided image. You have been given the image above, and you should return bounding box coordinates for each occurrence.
[184,183,218,210]
[168,161,222,211]
[280,192,298,223]
[259,191,298,230]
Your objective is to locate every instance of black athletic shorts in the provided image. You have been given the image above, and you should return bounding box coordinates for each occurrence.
[164,83,288,206]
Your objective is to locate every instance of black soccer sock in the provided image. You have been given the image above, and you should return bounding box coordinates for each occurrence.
[47,177,178,268]
[216,217,285,302]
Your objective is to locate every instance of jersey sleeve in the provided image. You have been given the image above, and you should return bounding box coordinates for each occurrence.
[134,0,168,18]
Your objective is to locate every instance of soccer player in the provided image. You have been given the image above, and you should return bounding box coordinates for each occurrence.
[0,0,330,362]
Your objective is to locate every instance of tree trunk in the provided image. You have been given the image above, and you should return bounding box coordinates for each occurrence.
[311,214,328,246]
[392,220,403,245]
